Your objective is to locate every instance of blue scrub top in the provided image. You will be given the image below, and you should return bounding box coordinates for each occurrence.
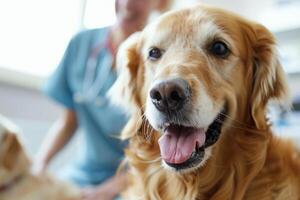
[43,27,128,186]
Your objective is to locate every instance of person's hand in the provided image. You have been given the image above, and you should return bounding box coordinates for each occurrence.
[31,158,47,176]
[80,184,116,200]
[80,173,127,200]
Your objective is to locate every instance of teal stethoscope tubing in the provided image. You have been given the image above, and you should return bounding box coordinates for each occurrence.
[73,39,113,106]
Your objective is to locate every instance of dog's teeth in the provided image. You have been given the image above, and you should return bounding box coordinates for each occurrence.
[164,122,170,127]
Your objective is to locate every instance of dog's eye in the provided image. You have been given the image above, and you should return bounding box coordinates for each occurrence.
[148,47,162,61]
[209,41,229,58]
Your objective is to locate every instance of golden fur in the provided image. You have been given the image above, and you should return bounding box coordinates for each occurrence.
[0,115,80,200]
[109,5,300,200]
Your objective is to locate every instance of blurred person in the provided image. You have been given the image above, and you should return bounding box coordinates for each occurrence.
[34,0,172,200]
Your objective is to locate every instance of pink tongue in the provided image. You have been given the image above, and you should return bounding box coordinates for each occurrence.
[158,126,206,164]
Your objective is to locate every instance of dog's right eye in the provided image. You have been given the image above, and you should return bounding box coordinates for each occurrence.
[148,47,162,61]
[209,41,230,58]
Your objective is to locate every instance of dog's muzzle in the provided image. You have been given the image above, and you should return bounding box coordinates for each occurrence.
[148,78,226,171]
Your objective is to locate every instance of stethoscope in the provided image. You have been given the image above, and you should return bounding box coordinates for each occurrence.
[73,34,115,107]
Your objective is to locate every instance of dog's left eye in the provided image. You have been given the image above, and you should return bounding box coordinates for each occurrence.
[148,47,162,61]
[209,41,230,58]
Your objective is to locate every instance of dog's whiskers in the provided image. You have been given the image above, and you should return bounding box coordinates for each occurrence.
[218,112,257,129]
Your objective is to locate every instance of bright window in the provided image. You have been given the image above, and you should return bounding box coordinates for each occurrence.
[0,0,117,78]
[83,0,116,29]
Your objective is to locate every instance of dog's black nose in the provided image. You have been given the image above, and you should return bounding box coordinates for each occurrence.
[149,78,190,112]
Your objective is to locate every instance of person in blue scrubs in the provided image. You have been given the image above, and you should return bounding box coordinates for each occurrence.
[34,0,172,200]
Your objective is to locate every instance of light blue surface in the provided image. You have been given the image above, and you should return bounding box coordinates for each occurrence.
[43,27,128,186]
[272,111,300,140]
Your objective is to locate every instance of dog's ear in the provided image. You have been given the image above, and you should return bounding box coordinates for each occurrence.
[244,23,290,128]
[0,116,30,173]
[108,32,144,139]
[0,133,23,169]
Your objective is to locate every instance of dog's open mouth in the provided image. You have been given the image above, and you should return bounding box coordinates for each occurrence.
[158,111,226,171]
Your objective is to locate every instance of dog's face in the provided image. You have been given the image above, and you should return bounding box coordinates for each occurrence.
[109,5,288,172]
[0,124,30,185]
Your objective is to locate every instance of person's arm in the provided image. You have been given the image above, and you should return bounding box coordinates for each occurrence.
[33,109,78,174]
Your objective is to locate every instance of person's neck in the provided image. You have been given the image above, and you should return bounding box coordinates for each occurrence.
[110,23,145,49]
[110,27,126,50]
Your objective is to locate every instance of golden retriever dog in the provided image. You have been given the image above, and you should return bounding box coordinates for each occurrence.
[0,115,80,200]
[109,5,300,200]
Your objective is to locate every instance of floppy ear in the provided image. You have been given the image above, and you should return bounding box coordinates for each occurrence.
[0,133,23,169]
[108,32,144,139]
[246,23,290,128]
[0,116,30,173]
